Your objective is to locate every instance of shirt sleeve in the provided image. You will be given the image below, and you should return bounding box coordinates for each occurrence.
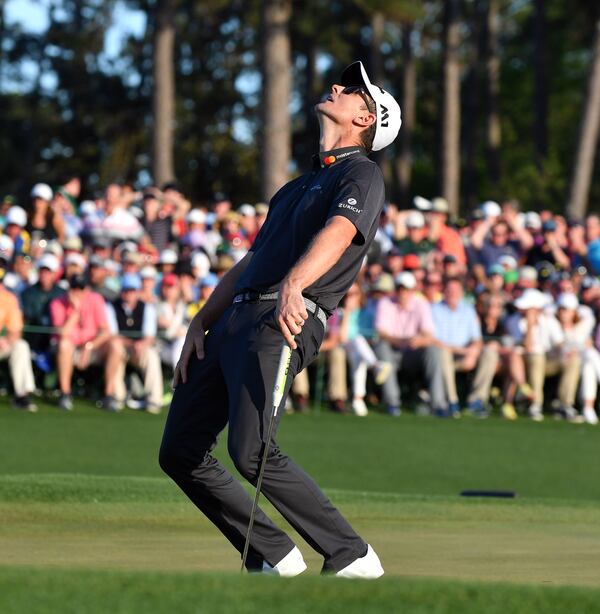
[49,297,66,327]
[469,308,482,342]
[92,293,108,330]
[419,300,435,335]
[142,303,157,338]
[6,296,23,333]
[327,161,385,245]
[105,303,119,335]
[374,298,392,336]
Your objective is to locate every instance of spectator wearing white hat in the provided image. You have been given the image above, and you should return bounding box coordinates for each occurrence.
[183,208,221,257]
[3,206,30,255]
[426,197,466,266]
[21,255,65,358]
[0,274,38,411]
[237,204,259,243]
[64,252,87,277]
[394,211,433,260]
[26,183,65,243]
[554,293,596,424]
[470,206,533,281]
[505,289,581,421]
[140,265,159,305]
[374,272,446,416]
[158,248,178,275]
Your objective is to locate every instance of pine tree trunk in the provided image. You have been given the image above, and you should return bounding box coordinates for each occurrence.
[396,22,416,203]
[463,2,485,209]
[566,19,600,219]
[485,0,501,184]
[260,0,292,202]
[152,0,176,187]
[442,0,461,216]
[533,0,548,170]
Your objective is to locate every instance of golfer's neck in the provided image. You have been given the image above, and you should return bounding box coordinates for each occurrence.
[318,119,360,153]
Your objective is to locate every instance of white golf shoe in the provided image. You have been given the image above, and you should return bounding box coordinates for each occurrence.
[351,398,369,417]
[335,544,384,579]
[584,407,599,425]
[262,546,307,577]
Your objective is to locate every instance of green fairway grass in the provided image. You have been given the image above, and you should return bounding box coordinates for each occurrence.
[1,398,600,612]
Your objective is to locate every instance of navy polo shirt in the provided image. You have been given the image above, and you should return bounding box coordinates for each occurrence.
[235,146,385,312]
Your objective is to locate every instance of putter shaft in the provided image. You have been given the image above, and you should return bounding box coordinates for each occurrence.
[240,342,292,572]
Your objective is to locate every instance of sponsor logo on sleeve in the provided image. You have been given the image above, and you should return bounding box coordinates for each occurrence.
[337,198,362,214]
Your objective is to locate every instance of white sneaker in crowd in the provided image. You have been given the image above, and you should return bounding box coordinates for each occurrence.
[374,361,393,385]
[351,398,368,417]
[529,404,544,422]
[335,544,384,579]
[583,407,599,425]
[262,546,307,577]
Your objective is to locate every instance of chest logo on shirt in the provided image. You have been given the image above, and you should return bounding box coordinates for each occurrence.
[310,184,322,192]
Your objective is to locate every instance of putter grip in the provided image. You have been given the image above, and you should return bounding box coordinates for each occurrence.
[273,343,292,415]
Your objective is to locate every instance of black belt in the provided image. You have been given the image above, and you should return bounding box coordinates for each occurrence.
[233,291,327,329]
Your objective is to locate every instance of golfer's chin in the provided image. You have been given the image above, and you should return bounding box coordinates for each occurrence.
[314,102,337,121]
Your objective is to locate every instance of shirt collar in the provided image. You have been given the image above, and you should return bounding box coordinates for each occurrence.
[312,146,367,169]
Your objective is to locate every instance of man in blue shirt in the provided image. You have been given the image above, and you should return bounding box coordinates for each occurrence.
[432,277,496,416]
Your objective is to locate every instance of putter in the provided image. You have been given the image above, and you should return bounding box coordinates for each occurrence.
[240,341,293,572]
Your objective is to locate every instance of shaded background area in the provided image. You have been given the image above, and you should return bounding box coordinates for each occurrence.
[1,0,600,215]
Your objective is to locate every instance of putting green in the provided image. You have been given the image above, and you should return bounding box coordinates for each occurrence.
[2,400,600,612]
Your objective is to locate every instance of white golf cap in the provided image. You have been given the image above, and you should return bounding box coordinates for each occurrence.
[498,255,518,270]
[341,61,401,152]
[159,248,178,264]
[31,183,53,201]
[6,206,27,227]
[38,253,60,272]
[413,196,432,211]
[79,200,97,216]
[140,265,158,279]
[556,292,579,310]
[431,197,449,214]
[405,211,425,229]
[395,271,417,289]
[524,211,542,230]
[238,203,256,218]
[63,236,82,251]
[191,251,210,277]
[0,234,14,258]
[65,252,86,269]
[519,266,538,282]
[187,209,207,225]
[481,200,501,219]
[514,288,547,310]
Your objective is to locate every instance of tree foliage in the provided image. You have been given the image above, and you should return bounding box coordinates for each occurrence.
[1,0,599,212]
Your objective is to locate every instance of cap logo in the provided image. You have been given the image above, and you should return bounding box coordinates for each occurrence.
[380,104,389,127]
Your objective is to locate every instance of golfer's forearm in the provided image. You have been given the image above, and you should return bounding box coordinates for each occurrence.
[196,251,253,330]
[285,217,354,291]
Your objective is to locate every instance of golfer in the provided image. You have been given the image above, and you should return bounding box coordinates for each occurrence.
[159,61,401,578]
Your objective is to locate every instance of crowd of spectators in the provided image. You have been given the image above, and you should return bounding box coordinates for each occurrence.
[1,179,600,425]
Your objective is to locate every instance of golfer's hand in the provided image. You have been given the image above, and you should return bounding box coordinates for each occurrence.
[173,318,205,387]
[277,280,308,349]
